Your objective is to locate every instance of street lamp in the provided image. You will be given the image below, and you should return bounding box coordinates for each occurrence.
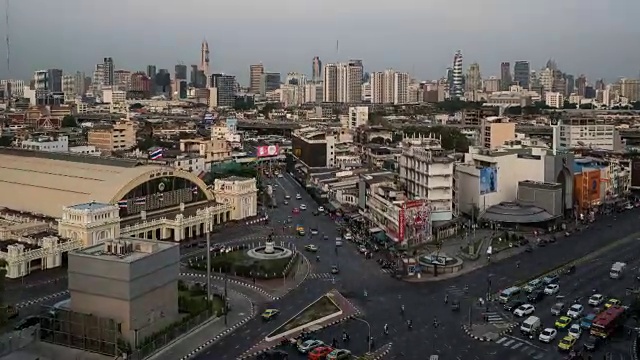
[206,214,212,315]
[353,317,372,353]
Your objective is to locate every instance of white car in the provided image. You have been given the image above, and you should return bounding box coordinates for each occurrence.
[568,324,582,339]
[513,304,535,317]
[300,204,307,210]
[285,195,291,200]
[344,233,353,241]
[538,328,557,343]
[544,284,559,295]
[296,194,302,200]
[566,304,584,319]
[317,206,325,212]
[278,174,283,178]
[588,294,604,306]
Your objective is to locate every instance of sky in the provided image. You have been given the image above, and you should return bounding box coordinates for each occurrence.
[2,0,640,85]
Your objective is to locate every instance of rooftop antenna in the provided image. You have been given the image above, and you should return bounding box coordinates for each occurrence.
[336,40,339,56]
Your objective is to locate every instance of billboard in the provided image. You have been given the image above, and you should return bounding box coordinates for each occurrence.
[479,167,497,195]
[292,136,327,167]
[257,145,279,157]
[397,200,429,242]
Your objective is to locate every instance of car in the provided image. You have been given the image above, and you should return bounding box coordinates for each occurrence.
[568,324,582,339]
[308,346,334,360]
[323,235,329,240]
[305,244,318,252]
[344,233,353,241]
[261,308,279,320]
[331,265,340,274]
[583,335,600,351]
[310,228,318,235]
[283,200,289,205]
[318,206,325,212]
[358,246,368,254]
[555,316,572,329]
[538,328,557,343]
[13,316,40,331]
[297,339,324,353]
[285,195,291,200]
[524,279,543,293]
[326,349,351,360]
[300,204,307,210]
[335,237,343,246]
[278,174,283,178]
[513,304,535,317]
[558,335,576,351]
[292,207,300,214]
[544,284,560,295]
[604,298,621,309]
[542,274,560,285]
[504,298,526,312]
[566,304,584,319]
[580,313,597,329]
[527,290,545,303]
[551,302,566,316]
[588,293,604,306]
[295,194,302,200]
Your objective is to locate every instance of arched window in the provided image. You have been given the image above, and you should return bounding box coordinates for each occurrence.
[118,176,205,217]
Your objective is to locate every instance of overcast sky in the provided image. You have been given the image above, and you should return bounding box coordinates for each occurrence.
[2,0,639,85]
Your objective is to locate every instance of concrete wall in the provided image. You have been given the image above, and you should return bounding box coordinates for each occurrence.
[517,182,563,217]
[544,153,575,211]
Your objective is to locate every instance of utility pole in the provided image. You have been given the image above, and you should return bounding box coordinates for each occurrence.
[224,271,228,326]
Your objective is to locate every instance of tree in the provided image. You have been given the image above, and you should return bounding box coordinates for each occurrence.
[562,101,576,109]
[129,103,143,110]
[137,136,156,151]
[579,103,595,110]
[61,115,78,128]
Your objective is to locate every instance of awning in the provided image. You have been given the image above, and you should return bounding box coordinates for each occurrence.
[368,227,383,234]
[372,231,388,243]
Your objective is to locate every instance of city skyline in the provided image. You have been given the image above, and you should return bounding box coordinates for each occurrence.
[2,0,639,84]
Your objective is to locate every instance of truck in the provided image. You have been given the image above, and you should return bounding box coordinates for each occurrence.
[610,262,626,279]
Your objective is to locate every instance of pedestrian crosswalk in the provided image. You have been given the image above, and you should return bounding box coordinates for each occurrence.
[495,335,546,359]
[446,285,468,297]
[484,311,508,325]
[308,273,334,279]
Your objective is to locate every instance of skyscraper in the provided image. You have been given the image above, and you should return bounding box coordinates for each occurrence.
[210,73,236,108]
[451,51,463,99]
[336,60,363,103]
[146,65,157,79]
[513,61,530,89]
[174,64,187,80]
[500,62,511,91]
[103,57,114,86]
[312,56,322,83]
[249,64,264,94]
[393,72,409,104]
[466,63,482,92]
[200,40,210,85]
[323,63,338,102]
[575,74,587,96]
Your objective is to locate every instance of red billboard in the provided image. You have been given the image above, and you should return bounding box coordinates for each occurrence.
[257,145,279,157]
[397,200,427,242]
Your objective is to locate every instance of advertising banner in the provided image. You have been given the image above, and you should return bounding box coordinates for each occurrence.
[257,145,279,157]
[398,207,405,241]
[479,167,498,195]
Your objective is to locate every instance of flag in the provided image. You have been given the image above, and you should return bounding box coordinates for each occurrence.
[149,148,164,160]
[118,200,128,208]
[134,197,146,205]
[157,193,164,201]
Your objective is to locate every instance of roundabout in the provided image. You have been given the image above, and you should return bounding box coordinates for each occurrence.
[246,241,294,260]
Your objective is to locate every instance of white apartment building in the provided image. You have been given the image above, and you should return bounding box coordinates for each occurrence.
[556,118,620,151]
[166,154,207,175]
[370,69,404,104]
[545,92,564,108]
[21,135,69,152]
[102,89,126,104]
[398,135,454,222]
[393,72,409,104]
[455,147,547,215]
[0,79,25,98]
[348,106,368,129]
[69,145,101,156]
[322,64,337,102]
[336,60,363,103]
[304,83,322,104]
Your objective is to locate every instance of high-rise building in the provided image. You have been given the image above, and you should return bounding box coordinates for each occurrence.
[210,73,236,108]
[103,57,114,86]
[513,61,530,89]
[130,72,152,93]
[500,62,512,91]
[34,69,63,92]
[565,74,575,95]
[620,78,640,102]
[312,56,322,83]
[200,40,210,85]
[114,70,132,91]
[336,60,363,103]
[595,79,606,91]
[393,72,409,104]
[575,75,587,97]
[451,51,463,99]
[174,64,187,80]
[74,71,86,95]
[323,64,338,102]
[466,63,482,92]
[260,72,281,96]
[249,64,264,94]
[146,65,157,79]
[155,69,171,93]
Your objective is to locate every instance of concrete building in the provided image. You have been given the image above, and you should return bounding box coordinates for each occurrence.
[34,69,63,92]
[213,177,258,220]
[87,120,136,152]
[179,137,232,165]
[485,91,534,107]
[21,135,69,152]
[291,127,336,168]
[370,69,404,104]
[545,92,564,108]
[323,63,338,102]
[249,64,264,94]
[398,135,454,222]
[483,77,500,93]
[210,73,235,108]
[102,89,127,104]
[513,61,530,89]
[555,117,620,151]
[260,72,281,97]
[393,72,409,104]
[479,116,516,150]
[336,60,363,103]
[347,106,368,129]
[68,237,179,345]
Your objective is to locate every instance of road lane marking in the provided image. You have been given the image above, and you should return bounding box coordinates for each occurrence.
[495,337,507,344]
[502,339,514,347]
[511,342,523,349]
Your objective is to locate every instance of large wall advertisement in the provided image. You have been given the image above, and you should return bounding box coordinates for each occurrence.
[256,145,280,157]
[397,199,429,243]
[479,167,498,195]
[291,136,327,168]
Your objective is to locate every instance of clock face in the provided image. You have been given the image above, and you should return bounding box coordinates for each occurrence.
[158,182,165,192]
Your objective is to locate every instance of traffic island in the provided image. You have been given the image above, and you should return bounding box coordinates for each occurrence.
[462,322,517,342]
[239,290,359,359]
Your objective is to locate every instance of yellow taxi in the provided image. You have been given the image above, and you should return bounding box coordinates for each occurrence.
[261,308,280,321]
[554,316,572,329]
[604,298,621,309]
[557,335,576,351]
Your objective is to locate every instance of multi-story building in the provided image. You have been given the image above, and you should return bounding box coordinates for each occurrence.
[92,64,104,93]
[556,117,620,151]
[304,83,322,104]
[480,116,516,150]
[466,63,482,92]
[174,64,187,80]
[130,72,152,93]
[21,135,69,152]
[398,135,454,221]
[451,51,463,99]
[179,137,232,165]
[347,106,368,129]
[249,64,264,94]
[513,61,530,89]
[87,120,136,153]
[336,60,363,103]
[102,89,127,104]
[102,57,114,86]
[34,69,63,92]
[483,77,500,93]
[260,72,280,97]
[393,72,409,104]
[291,127,336,168]
[322,63,338,102]
[114,69,132,91]
[620,78,640,102]
[312,56,322,83]
[545,91,564,108]
[370,69,401,104]
[209,73,235,108]
[0,79,25,98]
[62,74,76,99]
[500,62,512,91]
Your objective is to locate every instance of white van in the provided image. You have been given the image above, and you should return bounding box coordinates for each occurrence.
[520,316,541,335]
[499,286,521,303]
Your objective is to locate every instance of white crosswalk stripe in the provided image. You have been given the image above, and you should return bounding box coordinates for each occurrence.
[308,273,333,279]
[495,336,546,359]
[484,311,508,325]
[446,285,467,297]
[380,268,394,274]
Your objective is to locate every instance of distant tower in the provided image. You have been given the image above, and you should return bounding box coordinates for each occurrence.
[312,56,322,83]
[200,40,210,85]
[451,50,463,99]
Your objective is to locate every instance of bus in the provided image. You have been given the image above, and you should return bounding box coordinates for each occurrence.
[590,304,626,338]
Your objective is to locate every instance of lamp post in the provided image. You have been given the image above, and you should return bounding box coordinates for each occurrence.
[353,317,372,353]
[206,214,212,314]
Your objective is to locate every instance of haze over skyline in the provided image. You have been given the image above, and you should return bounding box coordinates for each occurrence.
[2,0,639,84]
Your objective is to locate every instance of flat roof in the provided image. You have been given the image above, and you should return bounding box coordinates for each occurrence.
[73,238,176,263]
[67,202,115,211]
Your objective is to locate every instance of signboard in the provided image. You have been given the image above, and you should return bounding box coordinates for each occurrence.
[257,145,279,157]
[479,167,498,195]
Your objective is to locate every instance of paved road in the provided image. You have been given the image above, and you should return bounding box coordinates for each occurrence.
[190,173,640,360]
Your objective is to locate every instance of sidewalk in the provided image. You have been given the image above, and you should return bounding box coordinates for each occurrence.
[147,288,254,360]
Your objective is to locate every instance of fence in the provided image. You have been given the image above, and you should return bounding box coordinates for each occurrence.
[0,325,38,357]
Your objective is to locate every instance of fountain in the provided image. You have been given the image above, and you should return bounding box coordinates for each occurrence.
[246,241,293,260]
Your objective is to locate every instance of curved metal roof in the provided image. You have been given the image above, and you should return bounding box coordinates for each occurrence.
[479,202,556,224]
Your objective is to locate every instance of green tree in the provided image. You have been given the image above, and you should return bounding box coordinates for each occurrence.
[369,136,385,144]
[562,101,575,109]
[137,136,156,151]
[61,115,78,128]
[0,136,13,147]
[129,103,143,110]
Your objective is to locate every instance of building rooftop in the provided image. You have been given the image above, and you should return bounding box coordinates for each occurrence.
[0,147,143,168]
[73,238,176,263]
[67,201,115,211]
[220,176,251,182]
